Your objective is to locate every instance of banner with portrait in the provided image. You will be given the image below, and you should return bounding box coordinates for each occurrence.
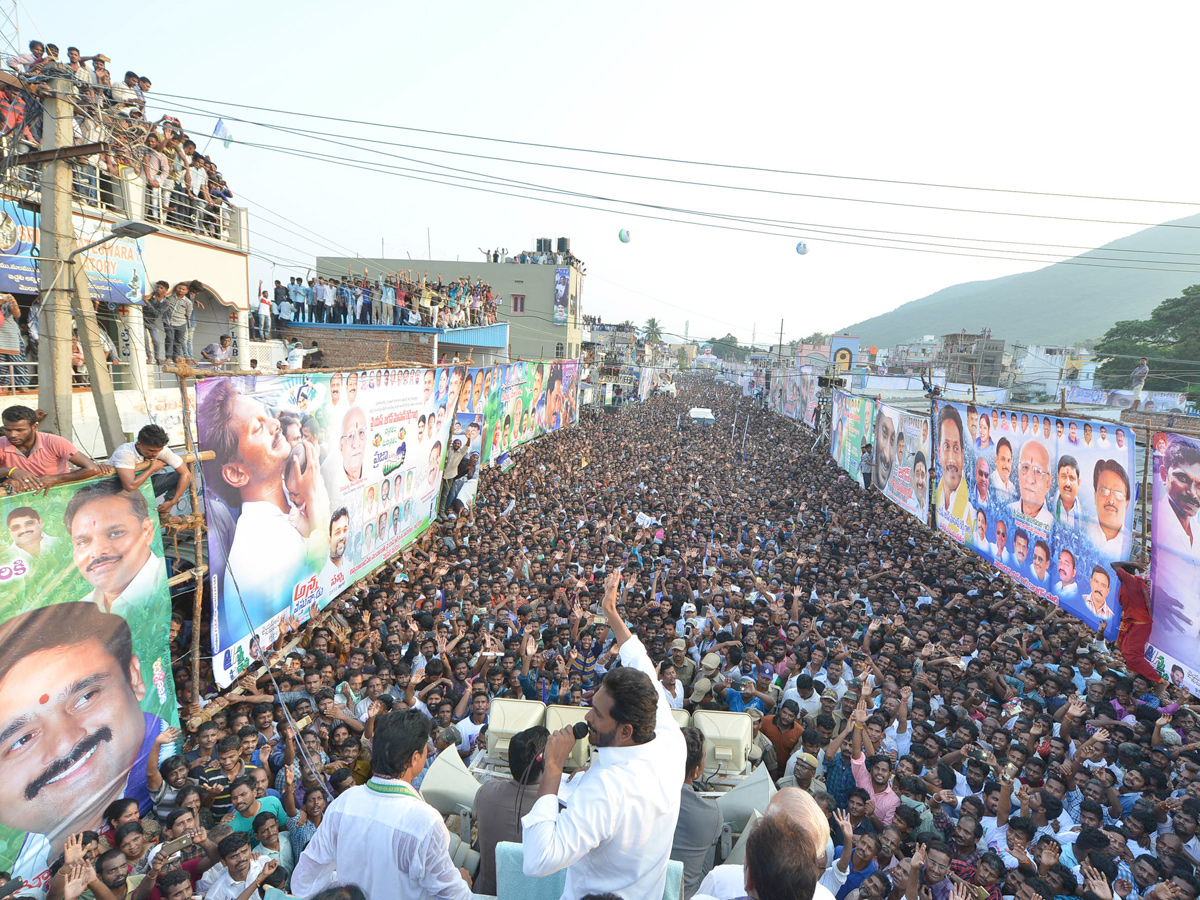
[0,199,151,304]
[1067,387,1188,413]
[197,366,460,686]
[553,267,569,324]
[799,367,820,429]
[768,368,802,420]
[874,402,932,523]
[1145,432,1200,693]
[933,401,1135,638]
[830,390,876,485]
[0,477,177,889]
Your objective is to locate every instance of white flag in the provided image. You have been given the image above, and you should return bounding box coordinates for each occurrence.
[213,118,233,149]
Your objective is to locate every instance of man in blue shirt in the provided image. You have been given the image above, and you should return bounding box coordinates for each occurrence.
[723,676,773,714]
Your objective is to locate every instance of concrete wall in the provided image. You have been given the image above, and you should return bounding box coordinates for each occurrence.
[278,322,436,368]
[314,257,582,362]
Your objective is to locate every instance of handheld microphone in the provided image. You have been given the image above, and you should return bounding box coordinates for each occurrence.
[572,721,590,740]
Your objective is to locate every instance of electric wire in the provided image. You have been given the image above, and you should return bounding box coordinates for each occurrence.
[152,94,1200,271]
[146,89,1200,210]
[220,138,1200,276]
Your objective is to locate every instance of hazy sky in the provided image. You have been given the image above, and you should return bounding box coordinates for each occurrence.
[32,1,1200,347]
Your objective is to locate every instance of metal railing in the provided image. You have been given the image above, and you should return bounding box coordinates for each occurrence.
[0,358,134,394]
[4,156,249,252]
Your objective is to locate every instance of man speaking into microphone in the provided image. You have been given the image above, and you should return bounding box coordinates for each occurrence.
[522,569,686,900]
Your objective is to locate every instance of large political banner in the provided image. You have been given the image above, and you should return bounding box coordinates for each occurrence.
[933,401,1135,638]
[830,390,875,484]
[0,199,151,304]
[768,368,800,419]
[799,367,820,428]
[874,402,932,523]
[444,360,579,511]
[198,366,459,686]
[0,477,177,889]
[1145,433,1200,692]
[1068,387,1189,412]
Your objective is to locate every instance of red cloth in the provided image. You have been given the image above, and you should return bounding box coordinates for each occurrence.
[1116,568,1161,682]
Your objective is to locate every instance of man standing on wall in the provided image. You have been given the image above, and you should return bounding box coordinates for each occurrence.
[1131,358,1150,410]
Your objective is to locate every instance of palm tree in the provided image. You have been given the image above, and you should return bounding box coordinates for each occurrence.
[643,317,663,343]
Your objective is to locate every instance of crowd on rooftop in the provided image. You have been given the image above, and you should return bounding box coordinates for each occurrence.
[253,271,498,336]
[478,247,586,271]
[3,39,235,238]
[3,375,1199,900]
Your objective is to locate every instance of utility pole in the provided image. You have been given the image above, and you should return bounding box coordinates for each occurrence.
[36,76,77,441]
[777,319,784,366]
[36,76,125,452]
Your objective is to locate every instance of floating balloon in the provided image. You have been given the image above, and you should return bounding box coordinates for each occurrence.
[618,229,631,243]
[795,241,808,255]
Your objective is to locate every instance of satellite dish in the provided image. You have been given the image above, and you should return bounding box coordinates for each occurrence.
[618,229,631,243]
[795,241,808,255]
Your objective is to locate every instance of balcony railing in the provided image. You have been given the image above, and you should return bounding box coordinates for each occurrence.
[4,155,249,253]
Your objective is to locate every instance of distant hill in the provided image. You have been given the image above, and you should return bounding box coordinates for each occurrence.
[842,213,1200,348]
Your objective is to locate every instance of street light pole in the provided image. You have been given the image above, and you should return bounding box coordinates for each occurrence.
[68,221,158,455]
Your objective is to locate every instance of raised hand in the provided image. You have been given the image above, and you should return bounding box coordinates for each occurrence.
[156,725,182,746]
[63,863,93,900]
[832,807,853,836]
[63,832,84,867]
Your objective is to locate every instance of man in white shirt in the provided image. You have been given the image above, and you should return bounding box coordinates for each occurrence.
[65,478,169,616]
[2,505,63,567]
[1086,459,1131,559]
[292,708,473,900]
[196,833,273,900]
[693,787,832,900]
[1009,438,1055,528]
[110,423,193,515]
[522,570,686,900]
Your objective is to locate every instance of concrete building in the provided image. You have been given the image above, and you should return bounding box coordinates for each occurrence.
[1009,344,1096,400]
[935,331,1006,387]
[888,335,941,375]
[315,255,583,362]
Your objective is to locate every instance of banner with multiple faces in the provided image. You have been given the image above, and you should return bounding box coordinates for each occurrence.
[0,478,177,888]
[764,367,823,432]
[933,400,1136,638]
[448,360,580,511]
[197,361,580,685]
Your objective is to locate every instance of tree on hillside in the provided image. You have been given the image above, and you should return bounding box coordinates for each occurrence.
[1094,284,1200,396]
[643,317,664,343]
[705,333,749,362]
[802,332,829,345]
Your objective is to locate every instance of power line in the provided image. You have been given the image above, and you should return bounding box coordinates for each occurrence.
[148,89,1200,210]
[165,101,1200,260]
[222,136,1200,276]
[163,105,1200,272]
[211,113,1200,263]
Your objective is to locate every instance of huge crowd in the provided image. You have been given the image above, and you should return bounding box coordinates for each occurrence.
[3,39,234,237]
[8,375,1200,900]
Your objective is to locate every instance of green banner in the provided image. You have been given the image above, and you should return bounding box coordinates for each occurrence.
[830,389,876,485]
[0,477,177,891]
